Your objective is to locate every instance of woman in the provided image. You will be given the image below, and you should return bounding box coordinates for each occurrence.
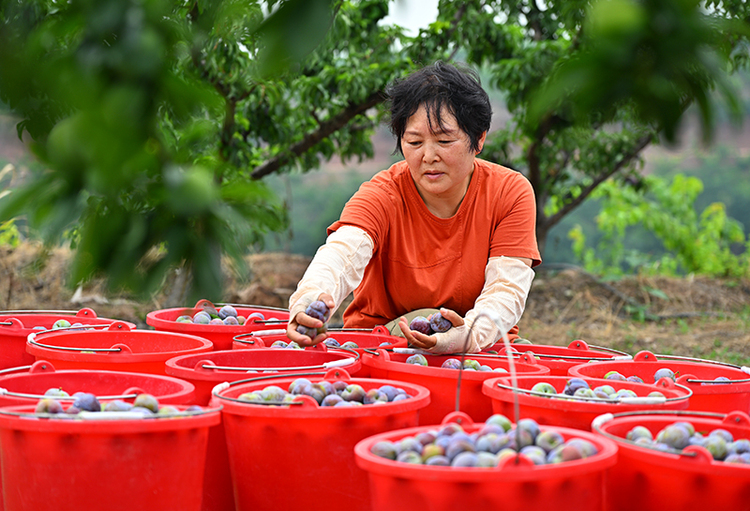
[286,61,541,353]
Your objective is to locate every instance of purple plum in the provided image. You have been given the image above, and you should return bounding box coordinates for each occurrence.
[370,440,398,460]
[441,358,462,370]
[409,316,432,335]
[429,312,452,333]
[218,305,238,319]
[406,354,428,366]
[35,398,64,414]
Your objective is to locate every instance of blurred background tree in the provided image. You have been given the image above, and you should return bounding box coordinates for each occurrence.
[0,0,748,304]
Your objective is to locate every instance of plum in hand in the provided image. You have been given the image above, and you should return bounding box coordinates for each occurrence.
[429,312,452,333]
[409,316,432,335]
[296,300,330,338]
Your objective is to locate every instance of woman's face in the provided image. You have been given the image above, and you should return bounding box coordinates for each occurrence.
[401,104,485,214]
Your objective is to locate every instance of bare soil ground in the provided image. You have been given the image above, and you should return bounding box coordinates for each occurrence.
[3,243,750,364]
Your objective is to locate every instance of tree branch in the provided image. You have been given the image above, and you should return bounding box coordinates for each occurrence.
[250,89,385,179]
[544,132,654,230]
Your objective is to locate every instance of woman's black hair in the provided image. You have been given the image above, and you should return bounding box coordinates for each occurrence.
[386,61,492,155]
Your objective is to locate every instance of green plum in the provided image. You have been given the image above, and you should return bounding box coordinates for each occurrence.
[133,394,159,413]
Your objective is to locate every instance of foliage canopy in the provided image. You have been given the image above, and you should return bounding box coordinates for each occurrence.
[0,0,748,301]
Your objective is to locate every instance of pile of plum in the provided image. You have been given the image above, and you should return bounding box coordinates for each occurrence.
[370,414,599,468]
[34,389,202,416]
[527,377,666,401]
[237,378,412,407]
[176,304,265,326]
[603,367,731,385]
[405,354,508,373]
[625,420,750,463]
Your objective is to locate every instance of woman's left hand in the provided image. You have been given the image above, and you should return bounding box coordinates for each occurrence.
[398,308,465,351]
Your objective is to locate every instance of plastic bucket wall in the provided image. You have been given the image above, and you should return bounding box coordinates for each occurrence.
[0,360,197,407]
[212,370,431,511]
[362,349,551,426]
[0,361,198,511]
[0,404,221,511]
[233,326,406,377]
[165,347,362,511]
[592,410,750,511]
[354,412,619,511]
[568,350,750,413]
[25,323,213,375]
[0,309,136,370]
[147,300,289,351]
[482,374,691,431]
[496,340,632,376]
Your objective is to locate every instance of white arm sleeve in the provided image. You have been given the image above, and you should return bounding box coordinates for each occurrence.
[430,256,535,354]
[288,225,374,322]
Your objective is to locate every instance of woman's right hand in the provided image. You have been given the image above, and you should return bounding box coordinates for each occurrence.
[286,293,335,346]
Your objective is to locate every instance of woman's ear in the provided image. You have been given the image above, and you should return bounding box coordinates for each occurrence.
[477,131,487,154]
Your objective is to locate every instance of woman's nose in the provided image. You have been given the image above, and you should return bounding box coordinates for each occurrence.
[422,142,439,162]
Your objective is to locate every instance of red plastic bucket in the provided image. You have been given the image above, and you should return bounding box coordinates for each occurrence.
[592,410,750,511]
[569,350,750,413]
[164,346,359,511]
[0,309,136,370]
[165,345,360,405]
[25,322,213,375]
[496,340,632,376]
[482,374,691,430]
[147,300,289,351]
[0,361,198,511]
[211,368,431,511]
[0,403,221,511]
[362,348,551,426]
[0,360,196,407]
[233,325,406,377]
[354,411,618,511]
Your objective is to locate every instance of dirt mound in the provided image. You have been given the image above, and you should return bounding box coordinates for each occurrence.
[2,243,749,362]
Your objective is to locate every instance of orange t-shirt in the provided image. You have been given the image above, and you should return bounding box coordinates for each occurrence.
[328,158,542,330]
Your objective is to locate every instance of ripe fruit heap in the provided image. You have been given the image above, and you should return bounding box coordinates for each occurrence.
[404,355,509,373]
[34,390,203,417]
[626,420,750,463]
[527,377,665,401]
[237,378,412,407]
[370,414,599,467]
[176,302,265,326]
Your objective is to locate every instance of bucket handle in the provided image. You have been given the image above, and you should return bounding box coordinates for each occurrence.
[0,309,95,316]
[492,381,692,403]
[678,373,750,385]
[26,321,131,342]
[204,301,290,313]
[500,350,620,363]
[197,357,357,373]
[653,352,747,371]
[0,389,141,401]
[27,337,125,353]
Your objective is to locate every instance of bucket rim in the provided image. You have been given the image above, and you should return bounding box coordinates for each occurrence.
[146,302,290,332]
[354,422,618,482]
[164,348,362,381]
[212,371,431,418]
[362,348,551,379]
[482,374,693,409]
[25,328,214,362]
[592,409,750,471]
[0,403,222,432]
